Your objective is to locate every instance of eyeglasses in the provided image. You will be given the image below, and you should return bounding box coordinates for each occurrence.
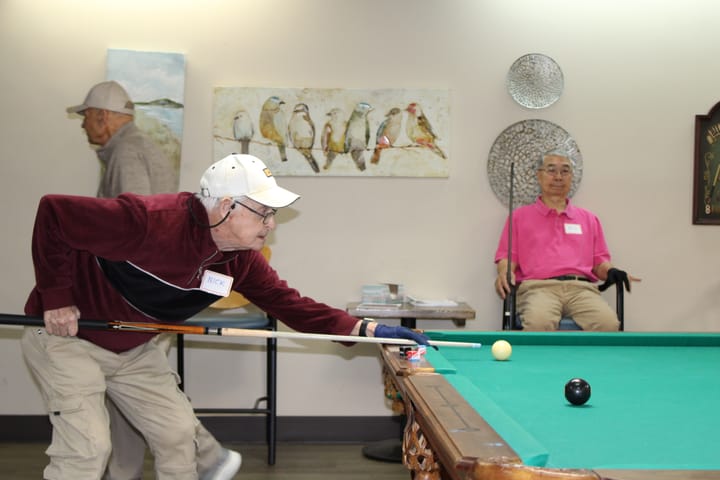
[234,201,277,225]
[539,166,573,177]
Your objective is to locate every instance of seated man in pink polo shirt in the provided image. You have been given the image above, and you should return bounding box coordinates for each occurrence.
[494,150,640,331]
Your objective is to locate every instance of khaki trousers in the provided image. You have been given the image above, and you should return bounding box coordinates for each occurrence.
[103,334,222,480]
[516,279,620,331]
[21,328,200,480]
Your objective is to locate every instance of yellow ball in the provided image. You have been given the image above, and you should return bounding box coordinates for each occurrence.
[491,340,512,361]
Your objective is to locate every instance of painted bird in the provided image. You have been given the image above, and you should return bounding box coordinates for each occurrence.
[259,96,288,162]
[370,107,402,165]
[344,102,373,171]
[405,102,446,159]
[232,108,254,154]
[288,103,319,173]
[321,108,346,170]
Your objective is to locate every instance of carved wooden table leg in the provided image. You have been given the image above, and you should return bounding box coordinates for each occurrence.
[402,403,441,480]
[383,366,405,414]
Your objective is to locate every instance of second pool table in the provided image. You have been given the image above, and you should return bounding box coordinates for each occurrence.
[378,331,720,480]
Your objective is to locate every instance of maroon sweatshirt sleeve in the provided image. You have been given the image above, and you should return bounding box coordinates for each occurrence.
[28,194,149,311]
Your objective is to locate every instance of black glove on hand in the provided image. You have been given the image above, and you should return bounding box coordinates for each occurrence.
[374,324,433,348]
[599,268,630,292]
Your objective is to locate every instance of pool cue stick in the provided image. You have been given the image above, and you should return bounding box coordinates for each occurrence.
[0,314,207,334]
[198,328,481,349]
[502,160,517,330]
[0,314,482,349]
[209,328,481,348]
[0,314,114,331]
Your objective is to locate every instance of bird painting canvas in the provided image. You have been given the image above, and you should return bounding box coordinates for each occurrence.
[213,87,449,177]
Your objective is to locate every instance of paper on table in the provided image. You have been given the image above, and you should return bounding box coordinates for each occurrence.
[407,296,458,307]
[356,303,402,309]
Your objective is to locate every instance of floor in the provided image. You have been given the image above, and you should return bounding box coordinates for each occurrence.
[0,442,411,479]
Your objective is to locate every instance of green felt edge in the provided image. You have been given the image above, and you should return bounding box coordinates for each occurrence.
[426,330,720,347]
[443,374,549,466]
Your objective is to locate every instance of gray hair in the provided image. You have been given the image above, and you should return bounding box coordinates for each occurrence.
[195,193,248,213]
[536,149,576,170]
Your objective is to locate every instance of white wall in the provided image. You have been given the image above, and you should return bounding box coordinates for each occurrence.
[1,0,719,415]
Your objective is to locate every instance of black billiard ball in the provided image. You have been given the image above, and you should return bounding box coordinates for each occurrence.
[564,378,591,405]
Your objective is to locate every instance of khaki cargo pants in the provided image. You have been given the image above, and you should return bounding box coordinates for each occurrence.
[21,327,200,480]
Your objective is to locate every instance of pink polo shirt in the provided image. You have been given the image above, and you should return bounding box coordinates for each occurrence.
[494,197,611,282]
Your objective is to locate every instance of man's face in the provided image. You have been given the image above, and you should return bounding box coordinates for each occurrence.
[537,154,573,197]
[80,108,110,146]
[224,198,277,251]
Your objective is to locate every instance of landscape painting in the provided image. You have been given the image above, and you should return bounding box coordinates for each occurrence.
[106,48,186,173]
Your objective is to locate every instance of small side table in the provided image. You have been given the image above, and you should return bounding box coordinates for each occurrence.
[346,301,476,463]
[346,301,475,329]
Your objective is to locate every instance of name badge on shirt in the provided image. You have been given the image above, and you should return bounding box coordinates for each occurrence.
[564,223,583,235]
[200,270,233,297]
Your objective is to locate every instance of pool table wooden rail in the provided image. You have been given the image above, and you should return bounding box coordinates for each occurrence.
[379,345,604,480]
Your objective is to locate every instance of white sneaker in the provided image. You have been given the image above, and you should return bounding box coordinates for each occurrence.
[201,448,242,480]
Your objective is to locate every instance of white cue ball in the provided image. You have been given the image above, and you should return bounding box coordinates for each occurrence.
[491,340,512,361]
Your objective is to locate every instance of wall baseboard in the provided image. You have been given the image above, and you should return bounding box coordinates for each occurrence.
[0,415,403,443]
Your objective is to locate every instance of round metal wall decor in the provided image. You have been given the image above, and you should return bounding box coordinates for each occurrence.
[487,119,583,207]
[507,53,564,109]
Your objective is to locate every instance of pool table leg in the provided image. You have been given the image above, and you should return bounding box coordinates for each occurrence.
[362,367,406,462]
[361,316,419,464]
[381,367,442,479]
[402,407,441,479]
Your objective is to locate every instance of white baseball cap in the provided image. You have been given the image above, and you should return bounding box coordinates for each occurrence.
[200,154,300,208]
[67,80,135,116]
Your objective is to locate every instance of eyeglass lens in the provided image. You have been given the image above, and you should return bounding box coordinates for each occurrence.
[543,166,572,176]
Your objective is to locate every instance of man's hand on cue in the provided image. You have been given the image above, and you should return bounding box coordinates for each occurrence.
[44,306,81,337]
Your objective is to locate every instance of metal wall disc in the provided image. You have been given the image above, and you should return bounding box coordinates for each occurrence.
[487,119,582,207]
[507,53,564,109]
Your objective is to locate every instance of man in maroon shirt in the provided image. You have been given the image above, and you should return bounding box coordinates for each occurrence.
[21,153,427,480]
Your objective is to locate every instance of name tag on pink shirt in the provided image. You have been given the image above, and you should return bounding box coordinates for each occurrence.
[200,270,233,297]
[564,223,583,235]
